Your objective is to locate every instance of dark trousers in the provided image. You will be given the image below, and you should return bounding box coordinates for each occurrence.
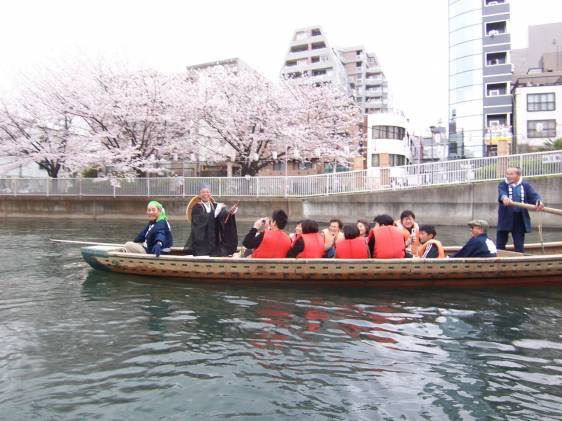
[496,212,526,253]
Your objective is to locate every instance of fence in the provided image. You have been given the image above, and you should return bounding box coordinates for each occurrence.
[1,151,561,198]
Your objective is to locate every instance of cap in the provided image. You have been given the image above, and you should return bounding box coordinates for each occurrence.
[468,219,489,230]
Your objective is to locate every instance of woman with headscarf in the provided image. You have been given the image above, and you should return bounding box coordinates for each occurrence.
[124,201,173,256]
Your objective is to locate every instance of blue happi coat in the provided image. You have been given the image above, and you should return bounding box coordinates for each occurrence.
[497,180,541,233]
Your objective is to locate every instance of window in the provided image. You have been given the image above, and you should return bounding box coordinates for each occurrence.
[486,82,508,96]
[356,62,362,67]
[389,154,406,167]
[527,120,556,138]
[311,28,321,36]
[527,93,555,112]
[371,154,380,167]
[485,21,506,36]
[294,31,307,41]
[290,44,308,53]
[311,56,320,63]
[311,41,326,50]
[486,52,507,66]
[272,161,286,171]
[372,125,406,140]
[486,113,508,127]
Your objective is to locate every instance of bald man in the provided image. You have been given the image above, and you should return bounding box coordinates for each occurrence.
[497,167,544,253]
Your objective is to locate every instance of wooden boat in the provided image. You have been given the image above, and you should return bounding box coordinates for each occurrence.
[81,242,562,288]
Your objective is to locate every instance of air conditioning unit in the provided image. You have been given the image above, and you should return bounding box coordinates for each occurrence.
[489,120,500,128]
[488,30,500,36]
[489,89,500,96]
[487,1,499,5]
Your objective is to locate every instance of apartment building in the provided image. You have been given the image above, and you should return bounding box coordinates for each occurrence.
[280,26,349,92]
[448,0,513,158]
[281,26,391,113]
[337,47,390,114]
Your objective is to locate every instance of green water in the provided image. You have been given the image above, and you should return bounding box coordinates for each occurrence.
[1,218,561,420]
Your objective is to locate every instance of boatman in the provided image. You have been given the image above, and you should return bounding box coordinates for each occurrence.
[497,167,544,253]
[243,209,292,258]
[452,219,497,258]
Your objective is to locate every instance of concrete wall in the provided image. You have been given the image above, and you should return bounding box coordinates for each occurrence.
[1,175,561,227]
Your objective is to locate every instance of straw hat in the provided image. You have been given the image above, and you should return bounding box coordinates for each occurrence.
[185,195,215,222]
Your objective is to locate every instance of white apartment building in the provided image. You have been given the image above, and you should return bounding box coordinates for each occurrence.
[513,74,562,151]
[280,26,349,92]
[337,47,390,114]
[366,111,416,169]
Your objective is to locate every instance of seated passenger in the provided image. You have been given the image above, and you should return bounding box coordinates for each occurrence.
[356,219,370,240]
[335,225,370,259]
[243,209,292,258]
[416,224,445,258]
[368,214,406,259]
[287,219,324,258]
[124,200,173,256]
[289,221,303,244]
[395,209,420,258]
[452,219,497,258]
[322,218,344,258]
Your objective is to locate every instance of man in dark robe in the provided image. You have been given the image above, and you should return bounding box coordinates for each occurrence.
[184,186,218,256]
[214,204,238,256]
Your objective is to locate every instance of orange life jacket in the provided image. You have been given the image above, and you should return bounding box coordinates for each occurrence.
[370,226,405,259]
[335,237,370,259]
[297,233,325,258]
[417,239,445,258]
[395,220,420,256]
[252,229,292,258]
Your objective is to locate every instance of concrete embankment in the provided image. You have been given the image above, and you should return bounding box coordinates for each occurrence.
[1,175,561,227]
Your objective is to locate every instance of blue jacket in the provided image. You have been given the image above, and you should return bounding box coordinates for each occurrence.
[497,180,541,233]
[453,234,497,258]
[133,220,173,254]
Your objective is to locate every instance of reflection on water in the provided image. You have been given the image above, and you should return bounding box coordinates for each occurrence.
[1,218,562,420]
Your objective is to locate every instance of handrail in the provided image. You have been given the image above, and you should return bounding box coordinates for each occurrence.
[0,150,560,198]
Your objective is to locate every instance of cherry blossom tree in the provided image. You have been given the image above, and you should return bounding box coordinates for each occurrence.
[0,95,88,178]
[44,61,197,177]
[186,66,362,176]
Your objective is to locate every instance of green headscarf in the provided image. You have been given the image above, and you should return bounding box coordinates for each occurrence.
[148,200,167,222]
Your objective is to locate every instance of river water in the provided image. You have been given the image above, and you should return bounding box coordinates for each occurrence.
[1,218,562,420]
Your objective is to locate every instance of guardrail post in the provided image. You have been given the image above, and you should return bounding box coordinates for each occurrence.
[256,177,260,197]
[326,174,330,195]
[147,177,150,197]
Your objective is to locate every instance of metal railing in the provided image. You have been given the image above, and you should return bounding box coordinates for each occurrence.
[1,151,561,198]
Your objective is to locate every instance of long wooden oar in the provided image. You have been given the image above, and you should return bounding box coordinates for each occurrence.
[511,202,562,216]
[50,239,124,247]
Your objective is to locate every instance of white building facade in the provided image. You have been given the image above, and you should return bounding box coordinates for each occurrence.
[513,82,562,151]
[280,26,349,92]
[366,112,416,169]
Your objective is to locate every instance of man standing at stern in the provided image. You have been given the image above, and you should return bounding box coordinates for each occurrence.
[497,167,544,253]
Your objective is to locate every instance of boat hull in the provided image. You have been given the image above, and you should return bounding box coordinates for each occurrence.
[82,245,562,288]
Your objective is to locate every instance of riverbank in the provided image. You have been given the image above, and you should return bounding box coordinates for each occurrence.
[1,175,561,227]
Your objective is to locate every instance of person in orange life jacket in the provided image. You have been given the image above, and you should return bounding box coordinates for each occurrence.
[321,218,344,258]
[452,219,497,258]
[335,225,370,259]
[287,219,325,258]
[395,210,420,258]
[243,210,292,258]
[289,221,303,244]
[368,214,406,259]
[356,219,371,241]
[416,225,445,258]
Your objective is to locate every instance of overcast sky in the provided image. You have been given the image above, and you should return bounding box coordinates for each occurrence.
[1,0,559,134]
